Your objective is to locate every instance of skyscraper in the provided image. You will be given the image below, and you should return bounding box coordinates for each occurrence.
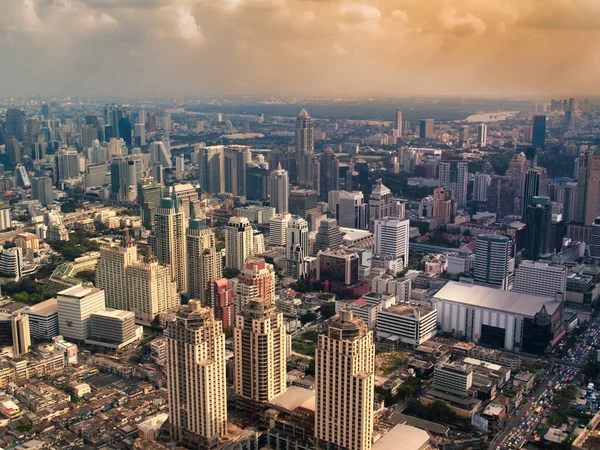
[234,296,287,404]
[393,110,403,134]
[438,160,468,206]
[246,162,269,201]
[236,258,276,311]
[166,301,227,449]
[374,217,410,267]
[473,173,491,202]
[508,152,527,215]
[474,234,514,290]
[368,180,392,232]
[286,215,309,278]
[419,118,434,139]
[575,150,600,225]
[591,218,600,258]
[223,145,252,196]
[110,156,129,201]
[206,278,235,329]
[315,310,374,450]
[96,236,138,311]
[477,124,487,148]
[56,148,81,182]
[313,218,343,255]
[56,284,106,342]
[524,196,552,260]
[11,311,31,357]
[269,163,290,214]
[334,191,369,229]
[320,147,340,194]
[153,193,188,293]
[532,114,547,149]
[522,167,548,218]
[432,186,453,224]
[31,176,53,207]
[198,145,225,194]
[126,253,180,325]
[138,177,164,229]
[458,125,469,147]
[269,213,291,247]
[187,217,221,303]
[5,108,25,142]
[225,216,254,271]
[296,108,316,188]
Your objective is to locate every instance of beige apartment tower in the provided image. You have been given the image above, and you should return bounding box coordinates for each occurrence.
[225,216,254,271]
[166,301,227,449]
[234,297,287,404]
[11,311,31,357]
[186,217,222,303]
[96,235,138,311]
[315,310,375,450]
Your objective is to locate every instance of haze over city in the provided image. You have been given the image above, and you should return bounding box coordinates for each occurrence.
[1,0,600,98]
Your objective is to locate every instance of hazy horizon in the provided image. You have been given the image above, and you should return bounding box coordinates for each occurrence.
[1,0,599,98]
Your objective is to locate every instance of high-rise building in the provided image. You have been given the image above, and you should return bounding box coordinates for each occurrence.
[532,114,547,149]
[438,160,468,206]
[56,284,106,342]
[234,296,287,404]
[286,215,309,278]
[394,110,403,134]
[289,189,318,217]
[419,118,434,139]
[522,167,548,218]
[432,186,453,224]
[246,162,269,201]
[110,156,130,201]
[269,213,291,247]
[166,301,227,449]
[153,193,187,293]
[458,125,469,147]
[315,310,374,450]
[187,218,221,303]
[236,258,276,311]
[474,234,514,290]
[149,141,172,168]
[333,191,368,229]
[269,163,289,214]
[56,148,81,181]
[575,150,600,225]
[473,173,491,202]
[591,218,600,258]
[206,278,235,329]
[368,180,392,232]
[11,311,30,357]
[163,111,172,132]
[126,254,180,325]
[295,107,314,186]
[508,152,527,215]
[138,177,164,229]
[477,124,487,148]
[5,108,25,141]
[24,298,59,341]
[320,147,340,195]
[374,217,410,267]
[198,145,225,194]
[223,145,252,196]
[96,236,138,311]
[313,218,343,255]
[524,196,552,259]
[225,216,254,271]
[172,183,201,222]
[513,261,567,299]
[554,181,577,224]
[31,176,53,207]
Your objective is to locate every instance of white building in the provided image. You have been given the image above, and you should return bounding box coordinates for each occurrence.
[225,216,254,271]
[513,261,567,299]
[0,247,23,281]
[331,190,368,229]
[270,164,289,214]
[438,161,468,206]
[477,124,488,148]
[25,298,59,341]
[269,213,290,247]
[0,208,11,231]
[374,217,410,268]
[286,215,309,278]
[376,304,437,347]
[56,284,106,342]
[371,275,412,302]
[473,173,491,202]
[447,252,475,275]
[433,362,473,397]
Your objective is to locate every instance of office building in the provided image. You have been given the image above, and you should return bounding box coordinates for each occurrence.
[591,218,600,258]
[206,278,235,329]
[289,189,318,217]
[96,236,138,311]
[316,249,360,286]
[138,177,164,229]
[31,176,53,207]
[295,107,314,186]
[246,162,269,201]
[5,108,25,141]
[376,304,437,347]
[0,247,23,281]
[286,215,309,278]
[458,125,469,147]
[0,209,10,232]
[513,261,567,299]
[432,362,473,397]
[269,213,290,247]
[473,173,490,202]
[374,217,410,267]
[419,119,434,139]
[236,258,275,311]
[368,180,392,232]
[198,145,225,194]
[477,124,487,148]
[532,114,547,149]
[87,309,140,349]
[173,183,201,221]
[153,193,187,293]
[225,216,254,271]
[234,296,287,403]
[333,191,368,229]
[522,166,548,218]
[166,301,227,449]
[126,255,180,325]
[313,218,343,255]
[270,163,289,214]
[320,147,340,194]
[223,145,252,196]
[56,284,106,342]
[24,298,59,341]
[575,150,600,225]
[315,310,374,450]
[394,110,403,134]
[508,153,527,215]
[187,218,221,303]
[438,160,468,206]
[432,282,564,354]
[525,196,552,260]
[432,186,452,225]
[149,141,172,168]
[56,148,81,181]
[11,312,31,357]
[474,234,514,290]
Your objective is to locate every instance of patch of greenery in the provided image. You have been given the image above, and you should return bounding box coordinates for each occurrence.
[77,270,96,284]
[381,352,408,375]
[49,231,101,261]
[292,330,319,357]
[319,302,336,320]
[3,277,52,305]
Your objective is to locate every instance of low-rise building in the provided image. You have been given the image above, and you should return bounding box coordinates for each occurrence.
[376,304,437,347]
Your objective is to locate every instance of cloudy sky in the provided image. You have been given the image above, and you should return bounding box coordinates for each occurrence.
[0,0,599,98]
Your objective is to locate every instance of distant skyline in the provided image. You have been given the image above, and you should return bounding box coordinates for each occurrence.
[1,0,599,98]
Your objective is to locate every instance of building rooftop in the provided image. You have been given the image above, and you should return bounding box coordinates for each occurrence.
[433,281,561,318]
[92,308,134,320]
[372,424,430,450]
[384,304,435,317]
[25,298,58,315]
[339,227,373,241]
[269,385,315,413]
[57,284,102,299]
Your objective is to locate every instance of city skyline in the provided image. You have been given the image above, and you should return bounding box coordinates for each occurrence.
[1,0,599,98]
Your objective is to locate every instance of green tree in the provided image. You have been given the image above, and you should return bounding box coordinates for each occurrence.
[320,302,336,320]
[300,312,318,325]
[77,270,96,284]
